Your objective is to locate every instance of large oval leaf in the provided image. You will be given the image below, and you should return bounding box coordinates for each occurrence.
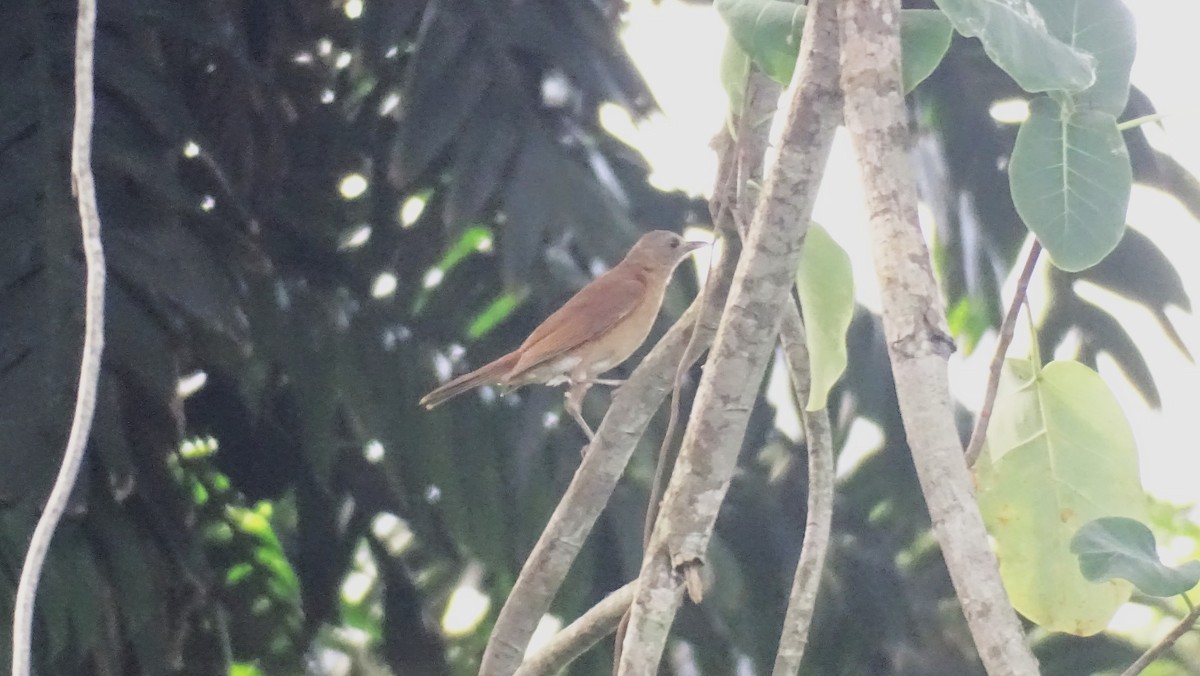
[976,359,1147,635]
[716,1,952,94]
[715,0,802,86]
[932,0,1095,93]
[795,224,853,411]
[1009,97,1131,272]
[1031,0,1136,115]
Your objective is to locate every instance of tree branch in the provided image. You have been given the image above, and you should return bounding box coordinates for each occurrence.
[512,583,635,676]
[730,68,836,676]
[617,0,842,671]
[838,1,1038,673]
[480,234,741,676]
[612,127,746,676]
[12,1,106,674]
[772,304,835,676]
[963,239,1042,466]
[1120,601,1200,676]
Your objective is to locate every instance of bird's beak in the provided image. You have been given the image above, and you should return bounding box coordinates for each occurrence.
[682,241,708,254]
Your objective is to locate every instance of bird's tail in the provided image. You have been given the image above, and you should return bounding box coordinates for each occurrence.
[418,351,520,409]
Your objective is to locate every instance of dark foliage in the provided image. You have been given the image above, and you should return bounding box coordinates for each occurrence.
[0,0,1194,674]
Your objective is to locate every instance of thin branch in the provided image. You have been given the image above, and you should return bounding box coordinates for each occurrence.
[12,1,106,675]
[772,304,835,676]
[1121,602,1200,676]
[513,583,636,676]
[963,238,1042,467]
[617,0,842,670]
[480,245,741,676]
[838,0,1038,673]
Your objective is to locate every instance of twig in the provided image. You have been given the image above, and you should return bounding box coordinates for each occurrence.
[12,1,106,675]
[513,583,635,676]
[1120,602,1200,676]
[963,239,1042,467]
[480,255,739,675]
[617,0,842,670]
[838,0,1038,673]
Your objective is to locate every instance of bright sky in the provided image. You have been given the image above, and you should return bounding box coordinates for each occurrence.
[617,0,1200,515]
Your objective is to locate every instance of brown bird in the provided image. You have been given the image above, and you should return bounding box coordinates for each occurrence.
[419,230,706,440]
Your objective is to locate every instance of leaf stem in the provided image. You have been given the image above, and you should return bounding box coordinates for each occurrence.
[964,238,1042,467]
[1117,113,1167,132]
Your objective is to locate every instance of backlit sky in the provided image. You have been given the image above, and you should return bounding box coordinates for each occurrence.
[616,0,1200,521]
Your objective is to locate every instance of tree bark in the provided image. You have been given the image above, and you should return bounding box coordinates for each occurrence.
[512,583,635,676]
[616,0,842,671]
[838,0,1039,673]
[734,69,835,676]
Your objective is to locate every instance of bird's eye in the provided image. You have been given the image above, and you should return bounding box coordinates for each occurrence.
[669,239,680,249]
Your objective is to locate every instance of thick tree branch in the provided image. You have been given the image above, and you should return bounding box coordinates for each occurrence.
[838,1,1038,673]
[12,1,106,675]
[720,64,835,676]
[480,235,740,676]
[730,68,836,676]
[617,0,842,671]
[963,239,1041,466]
[512,583,635,676]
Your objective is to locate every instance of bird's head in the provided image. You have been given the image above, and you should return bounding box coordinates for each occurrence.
[624,230,708,270]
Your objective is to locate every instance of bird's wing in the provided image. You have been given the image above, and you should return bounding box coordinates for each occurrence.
[510,270,647,378]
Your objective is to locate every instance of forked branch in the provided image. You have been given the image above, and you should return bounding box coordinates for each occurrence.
[617,0,842,670]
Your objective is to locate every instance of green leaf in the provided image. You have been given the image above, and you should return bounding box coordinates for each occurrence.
[899,10,955,93]
[715,0,803,85]
[720,36,752,114]
[932,0,1096,93]
[467,291,524,340]
[946,295,990,354]
[976,359,1148,635]
[1009,97,1131,272]
[796,224,854,411]
[412,225,495,315]
[1071,517,1200,598]
[716,2,952,93]
[1031,0,1136,115]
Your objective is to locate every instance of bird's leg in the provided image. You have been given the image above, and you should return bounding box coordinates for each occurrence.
[564,381,596,448]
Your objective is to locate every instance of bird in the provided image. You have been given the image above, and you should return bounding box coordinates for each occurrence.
[419,230,706,440]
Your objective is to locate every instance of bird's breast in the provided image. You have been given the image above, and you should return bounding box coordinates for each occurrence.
[573,284,666,378]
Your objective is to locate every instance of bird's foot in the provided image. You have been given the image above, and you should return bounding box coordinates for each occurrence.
[565,382,596,446]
